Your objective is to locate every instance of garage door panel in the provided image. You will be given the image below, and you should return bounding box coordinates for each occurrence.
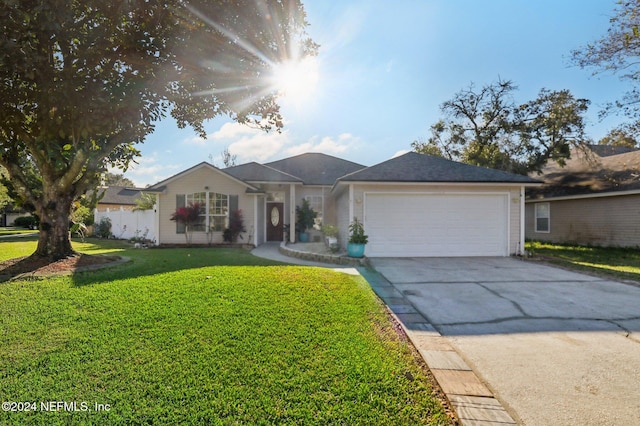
[365,193,508,257]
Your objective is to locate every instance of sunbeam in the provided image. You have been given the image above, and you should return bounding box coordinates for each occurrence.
[185,1,318,114]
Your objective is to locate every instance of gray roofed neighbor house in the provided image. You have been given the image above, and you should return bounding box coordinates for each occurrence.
[97,186,144,205]
[338,152,541,184]
[224,162,302,183]
[264,153,366,185]
[528,146,640,199]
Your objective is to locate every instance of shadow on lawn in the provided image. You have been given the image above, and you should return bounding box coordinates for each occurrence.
[69,242,292,286]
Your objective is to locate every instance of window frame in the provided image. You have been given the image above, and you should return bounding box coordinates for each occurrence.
[534,202,550,233]
[183,191,229,233]
[304,194,323,229]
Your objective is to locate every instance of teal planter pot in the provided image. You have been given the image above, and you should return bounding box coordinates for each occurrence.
[298,232,309,242]
[347,243,365,258]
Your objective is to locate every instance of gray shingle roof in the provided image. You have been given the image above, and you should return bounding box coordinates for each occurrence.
[264,153,366,185]
[223,162,302,183]
[528,148,640,199]
[338,152,541,184]
[97,186,143,205]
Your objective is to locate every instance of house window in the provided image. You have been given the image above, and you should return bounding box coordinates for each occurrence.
[186,192,207,231]
[209,192,229,231]
[185,192,229,232]
[304,195,323,229]
[535,202,550,233]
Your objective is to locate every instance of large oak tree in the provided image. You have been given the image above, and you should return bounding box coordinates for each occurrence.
[572,0,640,121]
[412,80,590,174]
[0,0,314,260]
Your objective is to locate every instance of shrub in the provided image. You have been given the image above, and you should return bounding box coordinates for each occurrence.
[223,209,246,243]
[295,199,317,234]
[95,217,113,239]
[13,215,37,229]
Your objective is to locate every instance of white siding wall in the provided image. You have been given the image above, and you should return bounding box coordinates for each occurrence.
[157,166,255,245]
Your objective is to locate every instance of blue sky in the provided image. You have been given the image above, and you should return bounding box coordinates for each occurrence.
[125,0,629,187]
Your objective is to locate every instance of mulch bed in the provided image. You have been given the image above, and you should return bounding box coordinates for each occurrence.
[0,254,121,279]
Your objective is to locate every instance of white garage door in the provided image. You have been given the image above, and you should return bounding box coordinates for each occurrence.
[364,193,508,257]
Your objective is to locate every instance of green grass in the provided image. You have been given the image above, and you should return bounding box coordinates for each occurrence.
[0,238,451,425]
[0,227,37,236]
[526,240,640,282]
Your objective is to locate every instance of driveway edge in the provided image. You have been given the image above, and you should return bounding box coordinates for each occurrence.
[358,266,518,426]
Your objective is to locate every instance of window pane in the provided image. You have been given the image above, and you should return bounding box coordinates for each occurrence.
[211,216,227,232]
[535,203,549,218]
[304,195,323,229]
[536,218,549,232]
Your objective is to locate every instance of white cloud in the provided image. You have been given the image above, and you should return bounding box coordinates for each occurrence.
[124,153,182,187]
[284,133,360,157]
[176,121,362,166]
[181,135,208,146]
[392,149,410,158]
[206,122,292,162]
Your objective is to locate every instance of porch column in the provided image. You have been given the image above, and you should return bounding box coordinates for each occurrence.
[290,183,296,243]
[348,184,354,223]
[253,195,258,247]
[519,186,525,255]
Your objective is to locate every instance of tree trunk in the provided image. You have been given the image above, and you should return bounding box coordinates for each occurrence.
[33,192,76,260]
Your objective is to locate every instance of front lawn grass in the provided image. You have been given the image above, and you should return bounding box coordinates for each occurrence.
[527,240,640,282]
[0,238,451,425]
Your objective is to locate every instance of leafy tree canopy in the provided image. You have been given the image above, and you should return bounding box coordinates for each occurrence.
[0,0,315,259]
[102,172,136,188]
[598,123,639,148]
[412,79,590,174]
[572,0,640,121]
[0,166,11,211]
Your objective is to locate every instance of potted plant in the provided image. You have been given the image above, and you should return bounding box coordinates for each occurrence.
[347,217,368,258]
[295,199,317,243]
[322,224,340,252]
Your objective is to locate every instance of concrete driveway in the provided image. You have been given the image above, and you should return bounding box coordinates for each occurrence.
[369,257,640,425]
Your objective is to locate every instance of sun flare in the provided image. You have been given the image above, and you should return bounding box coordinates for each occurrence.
[271,57,320,104]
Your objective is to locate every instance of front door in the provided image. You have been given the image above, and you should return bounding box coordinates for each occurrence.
[266,202,284,241]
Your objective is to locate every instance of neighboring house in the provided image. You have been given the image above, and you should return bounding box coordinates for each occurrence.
[92,186,157,242]
[525,145,640,247]
[95,186,145,212]
[1,204,30,227]
[147,152,539,257]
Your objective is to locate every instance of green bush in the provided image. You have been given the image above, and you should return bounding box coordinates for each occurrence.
[13,215,37,229]
[95,217,112,238]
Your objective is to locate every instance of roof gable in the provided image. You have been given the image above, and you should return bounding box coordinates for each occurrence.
[146,162,259,192]
[264,153,366,185]
[339,152,540,184]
